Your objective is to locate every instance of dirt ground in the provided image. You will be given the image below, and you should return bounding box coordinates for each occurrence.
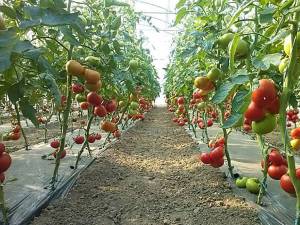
[31,107,261,225]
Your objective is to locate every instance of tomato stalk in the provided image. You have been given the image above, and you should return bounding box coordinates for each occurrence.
[278,2,300,223]
[218,105,234,178]
[14,103,29,150]
[202,109,210,144]
[256,134,268,205]
[0,184,8,225]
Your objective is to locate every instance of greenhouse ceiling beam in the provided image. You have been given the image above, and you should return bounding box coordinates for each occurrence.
[134,0,173,12]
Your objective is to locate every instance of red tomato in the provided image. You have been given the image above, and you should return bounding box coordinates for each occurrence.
[0,153,12,173]
[269,149,284,165]
[87,92,102,106]
[177,97,184,105]
[266,97,280,114]
[50,139,60,148]
[73,135,85,144]
[210,146,224,160]
[105,100,117,113]
[198,122,205,129]
[94,105,107,117]
[172,117,178,123]
[178,120,185,126]
[280,174,295,194]
[12,125,21,133]
[243,124,252,132]
[87,135,96,143]
[207,119,213,127]
[72,83,84,94]
[199,152,211,164]
[211,157,224,168]
[244,101,265,122]
[9,132,21,141]
[113,130,121,138]
[53,150,66,159]
[94,133,102,140]
[268,165,287,180]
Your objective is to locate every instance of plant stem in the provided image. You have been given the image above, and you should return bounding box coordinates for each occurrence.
[14,103,29,150]
[219,105,234,178]
[256,134,268,205]
[74,114,94,169]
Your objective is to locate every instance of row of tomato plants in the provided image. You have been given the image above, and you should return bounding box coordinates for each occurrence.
[165,0,300,224]
[0,0,160,224]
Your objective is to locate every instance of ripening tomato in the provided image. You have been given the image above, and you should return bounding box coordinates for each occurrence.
[173,117,178,123]
[178,120,185,126]
[269,149,284,166]
[105,100,117,113]
[80,102,89,110]
[94,105,107,117]
[268,164,287,180]
[113,130,121,138]
[290,139,300,151]
[291,128,300,139]
[12,125,21,133]
[244,101,265,122]
[280,174,295,194]
[87,92,102,106]
[252,114,276,135]
[9,132,21,141]
[266,97,280,114]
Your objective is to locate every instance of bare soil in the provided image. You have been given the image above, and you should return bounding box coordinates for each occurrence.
[31,107,261,225]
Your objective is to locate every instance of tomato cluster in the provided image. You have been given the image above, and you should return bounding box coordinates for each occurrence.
[286,109,299,127]
[0,143,12,183]
[2,125,21,141]
[261,149,287,180]
[199,138,225,168]
[244,79,280,134]
[290,128,300,151]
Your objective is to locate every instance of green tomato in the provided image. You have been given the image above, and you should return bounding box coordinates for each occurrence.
[207,68,223,81]
[284,32,300,57]
[230,39,249,60]
[75,93,86,103]
[218,33,234,49]
[128,109,138,115]
[130,101,139,110]
[246,178,260,194]
[236,177,248,188]
[129,60,139,70]
[197,102,206,110]
[85,56,100,65]
[252,114,276,135]
[278,58,289,74]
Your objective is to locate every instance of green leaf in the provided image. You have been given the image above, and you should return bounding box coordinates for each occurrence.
[7,80,25,104]
[19,98,39,127]
[111,16,121,30]
[176,0,187,9]
[175,8,187,25]
[39,73,61,105]
[228,34,240,71]
[212,75,249,104]
[289,93,298,108]
[226,1,254,30]
[259,7,275,24]
[222,113,243,129]
[263,53,282,66]
[231,90,249,113]
[0,6,16,19]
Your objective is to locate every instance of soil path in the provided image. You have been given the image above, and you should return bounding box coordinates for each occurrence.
[31,107,261,225]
